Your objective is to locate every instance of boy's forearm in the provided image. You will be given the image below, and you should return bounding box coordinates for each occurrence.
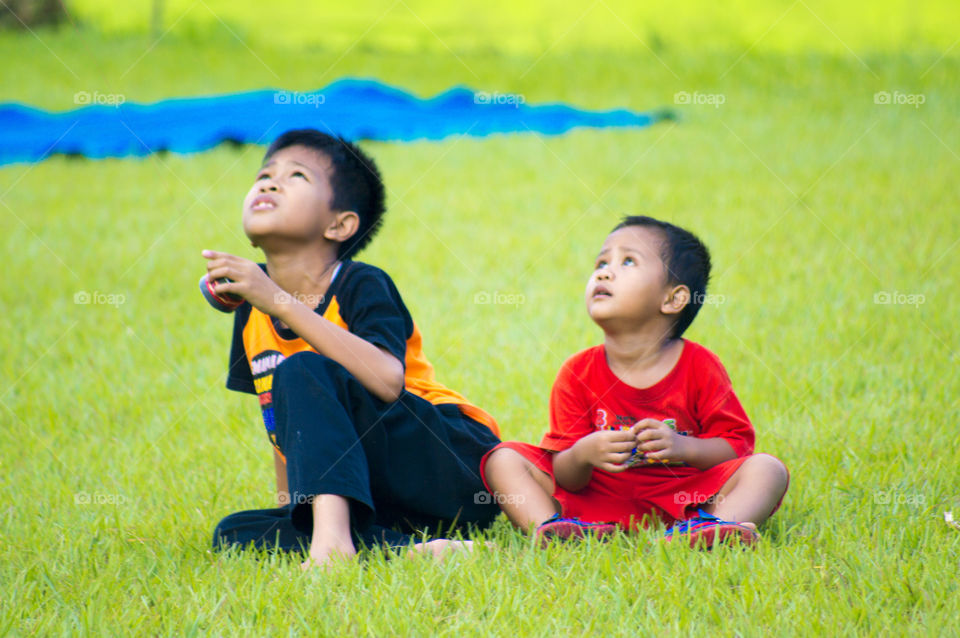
[678,436,738,470]
[552,444,594,492]
[274,300,404,402]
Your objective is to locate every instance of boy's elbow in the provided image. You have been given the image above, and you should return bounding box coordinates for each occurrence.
[383,361,405,402]
[384,382,403,403]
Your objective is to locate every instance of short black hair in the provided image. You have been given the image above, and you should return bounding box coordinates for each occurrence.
[263,129,385,260]
[612,215,712,338]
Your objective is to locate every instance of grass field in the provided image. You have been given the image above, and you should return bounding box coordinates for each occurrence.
[2,3,959,635]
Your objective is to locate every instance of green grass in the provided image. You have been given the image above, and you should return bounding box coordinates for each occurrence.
[2,9,959,636]
[63,0,960,54]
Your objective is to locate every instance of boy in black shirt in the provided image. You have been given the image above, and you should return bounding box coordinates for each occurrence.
[205,129,501,568]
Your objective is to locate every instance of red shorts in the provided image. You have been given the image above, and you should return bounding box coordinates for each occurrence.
[480,441,787,530]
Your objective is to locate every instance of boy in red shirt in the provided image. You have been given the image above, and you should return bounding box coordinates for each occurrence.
[482,216,789,548]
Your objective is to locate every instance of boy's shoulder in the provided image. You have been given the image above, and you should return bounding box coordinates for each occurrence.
[330,261,413,329]
[334,260,402,299]
[675,340,736,392]
[679,339,725,367]
[554,345,605,384]
[339,258,380,275]
[660,339,731,382]
[559,344,605,370]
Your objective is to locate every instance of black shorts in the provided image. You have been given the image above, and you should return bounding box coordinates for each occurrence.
[213,351,501,551]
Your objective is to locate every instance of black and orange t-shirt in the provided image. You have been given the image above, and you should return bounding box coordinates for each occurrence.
[226,260,499,449]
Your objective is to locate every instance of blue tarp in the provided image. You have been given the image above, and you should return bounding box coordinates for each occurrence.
[0,78,663,166]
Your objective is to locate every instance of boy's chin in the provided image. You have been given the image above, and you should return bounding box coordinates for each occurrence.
[587,308,614,326]
[243,231,263,249]
[243,224,283,249]
[588,308,640,333]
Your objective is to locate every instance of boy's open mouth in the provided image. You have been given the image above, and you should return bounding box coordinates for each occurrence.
[251,194,277,211]
[592,285,612,298]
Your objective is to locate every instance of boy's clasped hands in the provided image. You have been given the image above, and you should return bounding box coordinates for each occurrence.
[573,419,686,472]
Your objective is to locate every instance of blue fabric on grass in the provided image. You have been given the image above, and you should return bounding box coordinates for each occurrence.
[0,78,663,166]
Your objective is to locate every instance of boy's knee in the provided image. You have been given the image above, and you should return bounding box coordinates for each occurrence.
[483,447,552,490]
[483,447,525,475]
[744,453,789,487]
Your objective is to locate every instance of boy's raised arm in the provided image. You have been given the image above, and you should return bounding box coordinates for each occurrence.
[204,250,405,403]
[275,299,404,402]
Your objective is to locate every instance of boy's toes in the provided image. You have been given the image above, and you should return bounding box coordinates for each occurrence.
[408,539,477,561]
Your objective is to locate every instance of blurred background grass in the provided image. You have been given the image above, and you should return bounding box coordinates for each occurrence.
[65,0,960,54]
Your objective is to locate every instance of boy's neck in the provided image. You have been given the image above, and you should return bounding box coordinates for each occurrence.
[601,326,683,388]
[264,245,343,300]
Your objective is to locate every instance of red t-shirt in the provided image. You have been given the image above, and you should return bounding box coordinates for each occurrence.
[540,340,754,460]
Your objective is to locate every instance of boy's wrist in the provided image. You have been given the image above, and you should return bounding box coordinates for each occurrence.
[671,431,690,463]
[270,292,304,324]
[553,444,592,492]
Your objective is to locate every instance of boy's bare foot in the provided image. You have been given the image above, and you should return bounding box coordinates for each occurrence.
[407,539,489,561]
[301,538,490,568]
[302,494,357,570]
[300,540,358,571]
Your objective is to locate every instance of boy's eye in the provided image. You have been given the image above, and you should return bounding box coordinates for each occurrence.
[256,172,269,180]
[595,260,608,270]
[292,171,307,179]
[623,256,635,266]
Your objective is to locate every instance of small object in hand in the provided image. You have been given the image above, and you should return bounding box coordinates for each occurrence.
[199,273,243,312]
[625,418,678,467]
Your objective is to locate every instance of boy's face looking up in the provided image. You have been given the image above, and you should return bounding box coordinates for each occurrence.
[242,144,353,251]
[585,225,689,333]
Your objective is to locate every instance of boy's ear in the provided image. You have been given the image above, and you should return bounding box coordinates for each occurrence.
[661,285,690,316]
[324,211,360,243]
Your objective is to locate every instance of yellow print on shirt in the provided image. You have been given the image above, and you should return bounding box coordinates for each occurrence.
[254,375,272,394]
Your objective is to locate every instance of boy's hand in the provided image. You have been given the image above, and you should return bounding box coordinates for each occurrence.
[635,418,688,463]
[574,428,638,473]
[202,250,285,316]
